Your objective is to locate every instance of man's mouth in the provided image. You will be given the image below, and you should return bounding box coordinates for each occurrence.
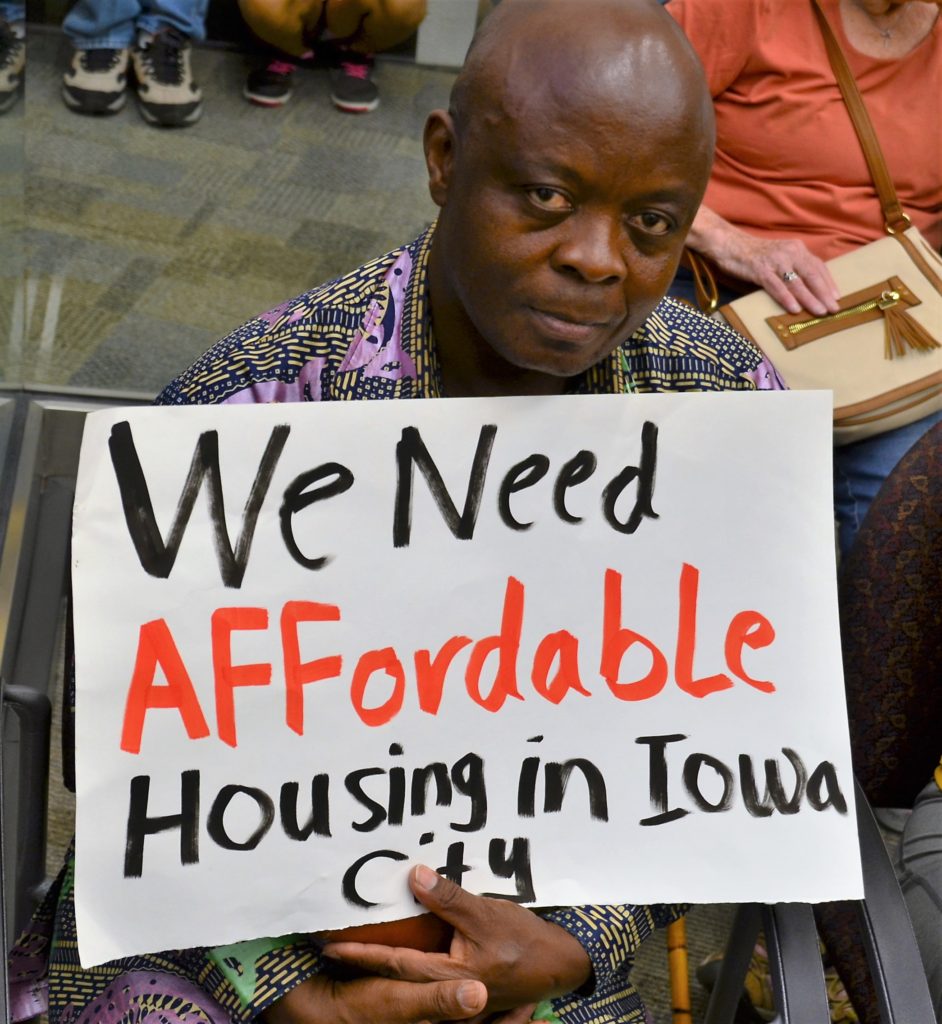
[527,307,618,344]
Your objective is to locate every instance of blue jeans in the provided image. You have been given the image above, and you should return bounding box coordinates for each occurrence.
[0,1,25,22]
[63,0,207,48]
[834,409,942,559]
[666,264,743,311]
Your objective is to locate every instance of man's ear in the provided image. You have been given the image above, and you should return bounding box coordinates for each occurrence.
[424,110,457,209]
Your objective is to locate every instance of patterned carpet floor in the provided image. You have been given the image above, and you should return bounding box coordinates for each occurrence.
[4,29,448,393]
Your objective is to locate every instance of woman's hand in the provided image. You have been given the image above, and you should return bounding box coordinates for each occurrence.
[260,970,487,1024]
[687,206,841,316]
[322,866,592,1016]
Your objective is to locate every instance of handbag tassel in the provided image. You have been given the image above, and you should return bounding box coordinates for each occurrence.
[882,301,940,359]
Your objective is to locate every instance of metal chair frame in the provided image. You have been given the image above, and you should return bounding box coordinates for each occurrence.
[0,387,151,1021]
[703,781,935,1024]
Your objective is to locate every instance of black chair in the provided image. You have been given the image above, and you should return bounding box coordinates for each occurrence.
[704,424,941,1024]
[0,391,150,1020]
[704,780,934,1024]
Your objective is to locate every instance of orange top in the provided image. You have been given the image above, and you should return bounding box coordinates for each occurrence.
[668,0,942,261]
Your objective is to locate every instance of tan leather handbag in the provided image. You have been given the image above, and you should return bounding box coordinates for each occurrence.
[713,0,942,445]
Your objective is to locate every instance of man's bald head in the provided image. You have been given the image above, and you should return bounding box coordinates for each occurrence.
[422,0,717,396]
[450,0,713,152]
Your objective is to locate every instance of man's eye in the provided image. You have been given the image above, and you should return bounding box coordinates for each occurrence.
[631,211,674,236]
[526,187,572,212]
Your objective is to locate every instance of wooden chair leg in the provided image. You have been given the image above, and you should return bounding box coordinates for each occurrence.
[667,915,692,1024]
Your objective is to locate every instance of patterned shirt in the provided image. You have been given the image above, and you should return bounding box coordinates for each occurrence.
[10,226,784,1024]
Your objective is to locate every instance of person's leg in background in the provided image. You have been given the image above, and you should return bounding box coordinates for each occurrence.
[325,0,429,113]
[833,409,942,561]
[131,0,207,126]
[61,0,140,114]
[897,774,942,1019]
[0,0,25,113]
[817,422,942,1024]
[240,0,426,112]
[665,264,744,311]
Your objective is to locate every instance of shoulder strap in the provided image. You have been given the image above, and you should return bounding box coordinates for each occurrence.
[811,0,910,233]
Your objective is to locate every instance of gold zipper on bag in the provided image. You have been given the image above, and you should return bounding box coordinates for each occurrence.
[786,290,900,336]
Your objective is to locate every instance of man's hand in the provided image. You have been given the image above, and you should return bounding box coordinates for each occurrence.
[260,970,487,1024]
[321,865,592,1015]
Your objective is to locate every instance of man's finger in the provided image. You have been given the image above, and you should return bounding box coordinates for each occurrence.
[323,941,458,981]
[371,977,486,1023]
[261,974,485,1024]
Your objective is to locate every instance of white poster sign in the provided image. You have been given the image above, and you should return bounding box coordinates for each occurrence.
[72,391,862,967]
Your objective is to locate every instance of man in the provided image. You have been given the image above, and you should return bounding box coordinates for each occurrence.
[9,1,783,1022]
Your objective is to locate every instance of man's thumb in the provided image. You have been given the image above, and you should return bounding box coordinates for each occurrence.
[407,979,487,1022]
[410,864,475,925]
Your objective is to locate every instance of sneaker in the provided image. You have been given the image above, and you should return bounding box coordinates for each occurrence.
[131,27,201,127]
[244,58,296,107]
[62,46,129,115]
[328,50,378,113]
[0,20,24,114]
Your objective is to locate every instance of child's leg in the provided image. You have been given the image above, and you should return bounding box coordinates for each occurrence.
[238,0,325,58]
[238,0,425,60]
[323,0,425,113]
[322,0,426,52]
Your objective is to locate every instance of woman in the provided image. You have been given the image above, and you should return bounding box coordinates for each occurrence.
[667,0,942,556]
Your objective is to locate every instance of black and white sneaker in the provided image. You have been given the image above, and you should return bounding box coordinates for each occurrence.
[62,45,129,115]
[0,19,25,114]
[328,50,378,113]
[132,27,202,127]
[244,58,296,107]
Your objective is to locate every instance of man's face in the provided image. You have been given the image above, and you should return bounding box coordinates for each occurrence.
[427,79,710,381]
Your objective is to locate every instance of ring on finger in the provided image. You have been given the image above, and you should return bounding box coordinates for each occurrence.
[781,270,799,283]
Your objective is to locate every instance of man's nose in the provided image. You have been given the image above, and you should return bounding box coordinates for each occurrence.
[551,214,627,284]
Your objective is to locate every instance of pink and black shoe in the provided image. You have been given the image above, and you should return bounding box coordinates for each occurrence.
[328,49,378,113]
[244,58,297,107]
